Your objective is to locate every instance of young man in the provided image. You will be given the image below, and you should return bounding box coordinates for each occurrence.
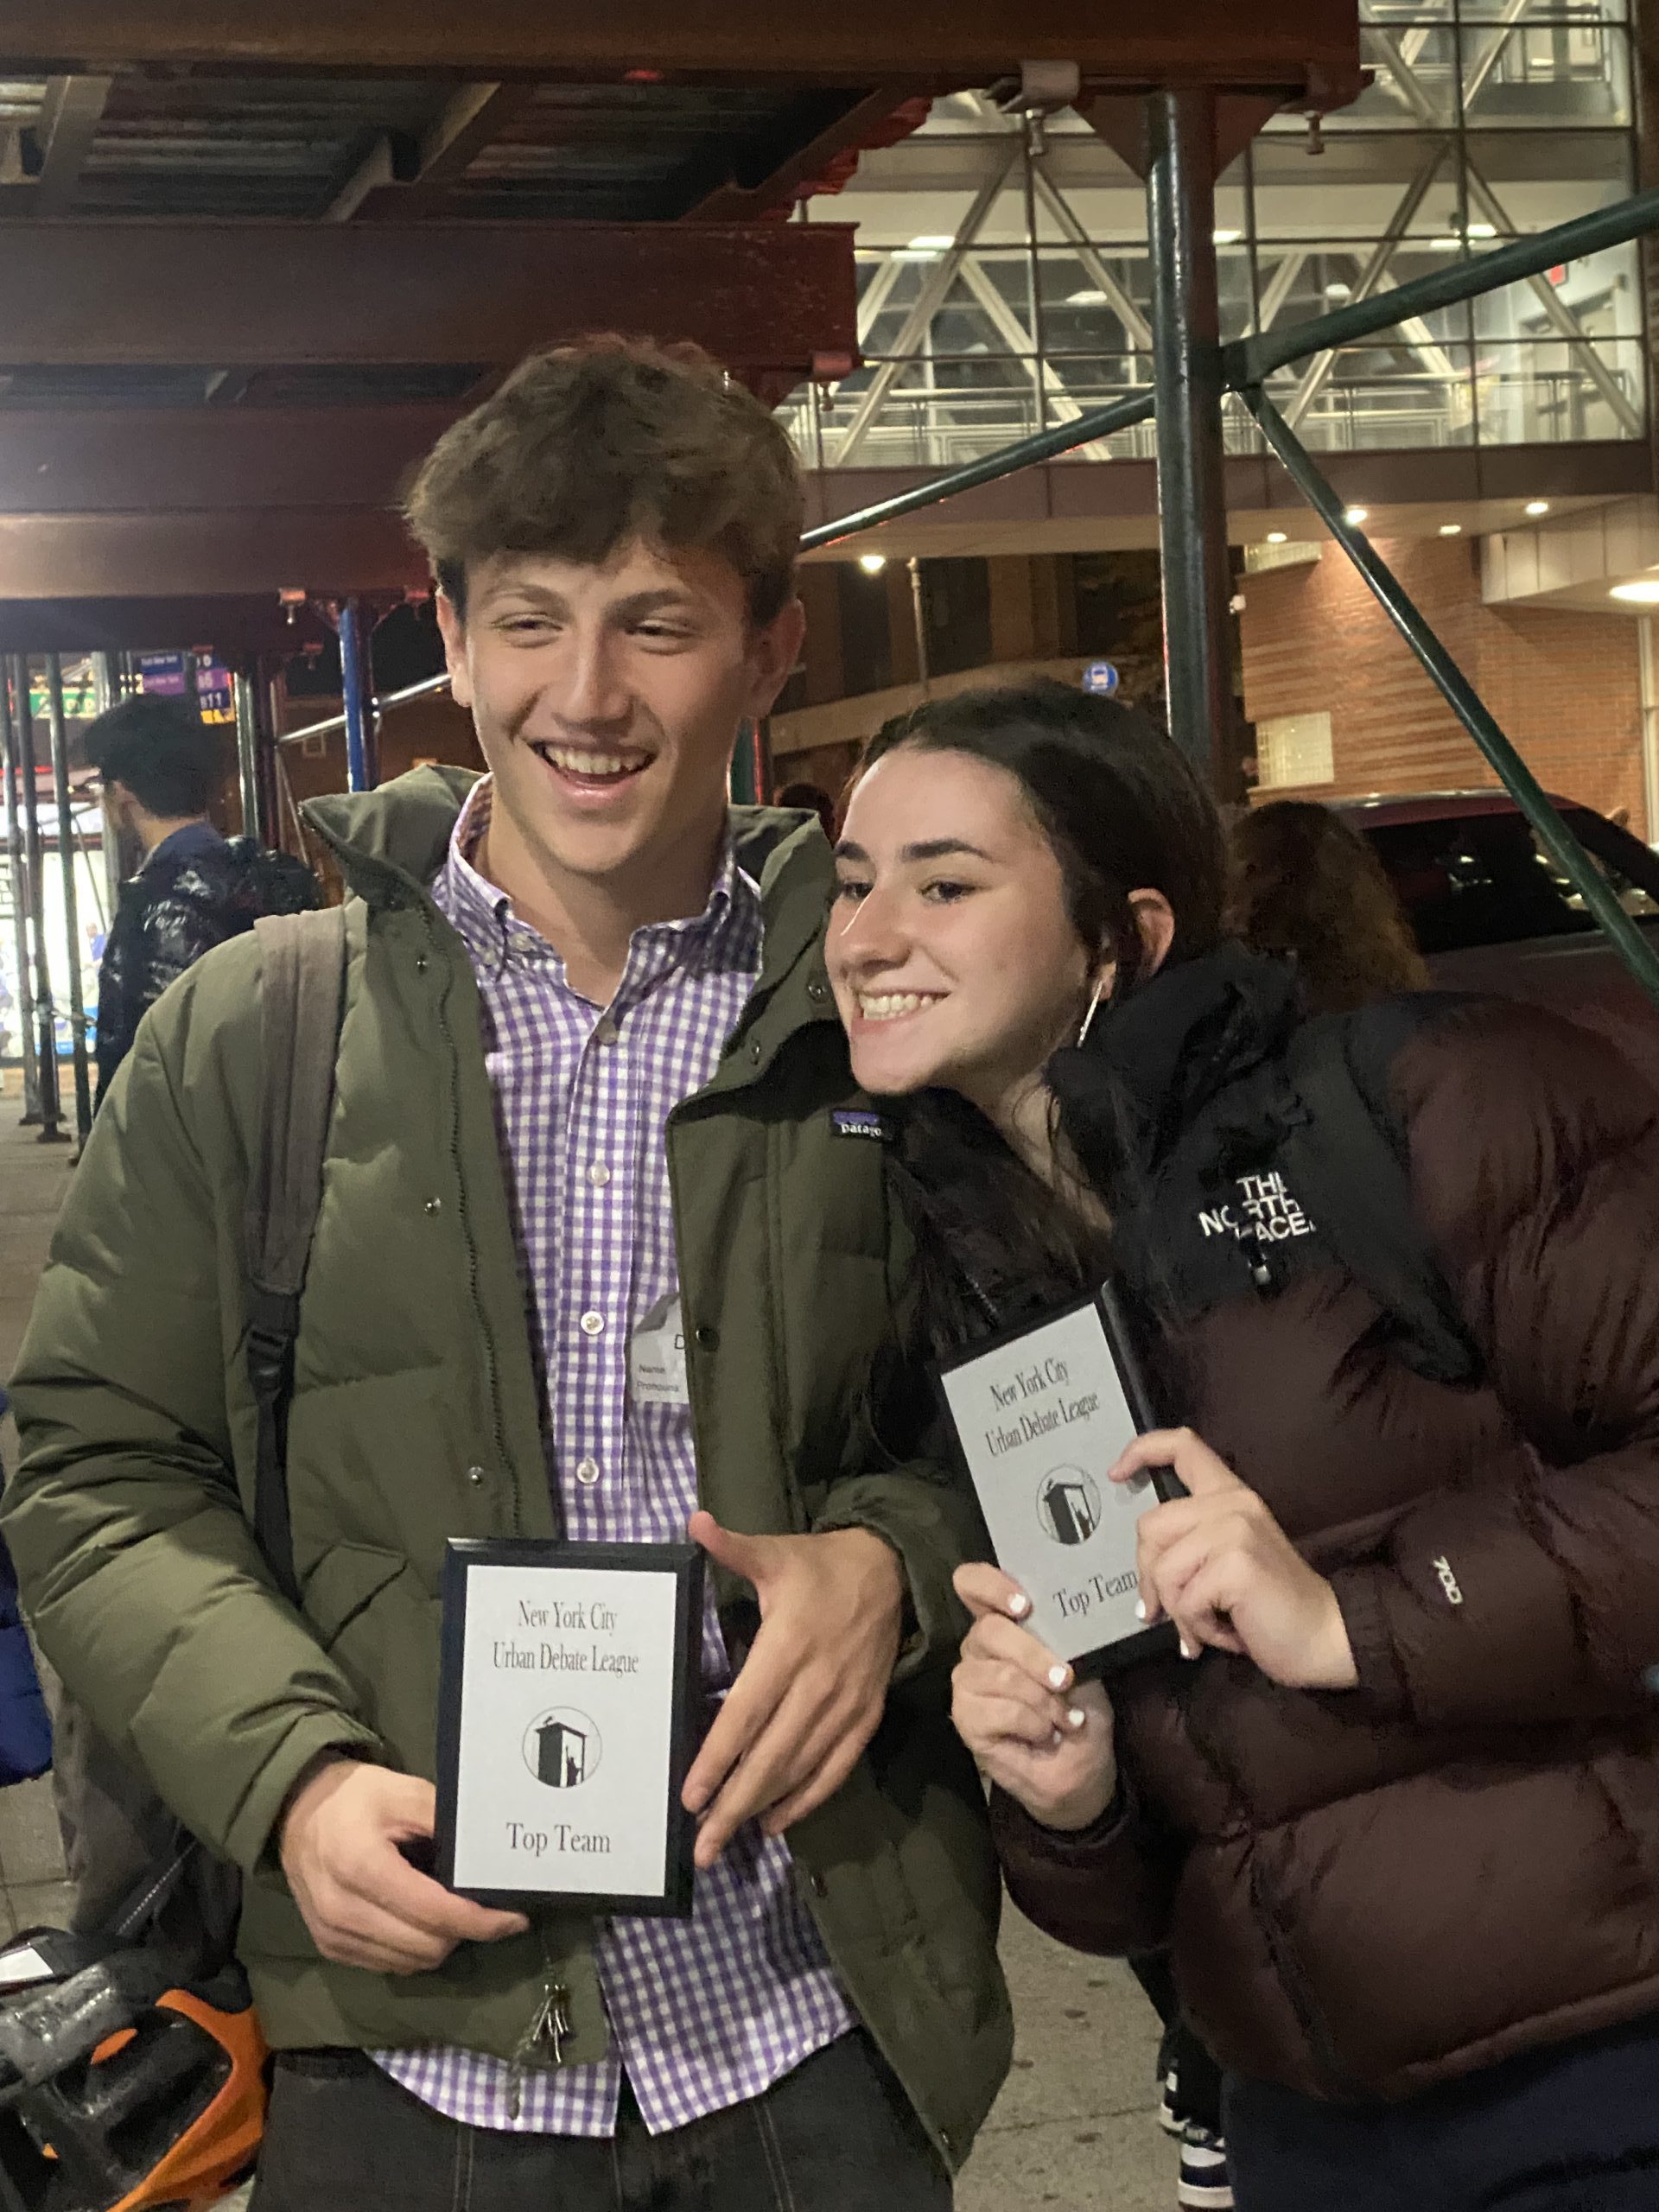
[5,340,1009,2208]
[86,692,317,1106]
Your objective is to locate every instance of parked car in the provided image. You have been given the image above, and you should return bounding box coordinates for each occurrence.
[1338,790,1659,1092]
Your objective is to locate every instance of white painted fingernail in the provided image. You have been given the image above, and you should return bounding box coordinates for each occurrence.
[1067,1707,1088,1730]
[1008,1592,1032,1618]
[1135,1599,1147,1622]
[1047,1663,1070,1690]
[1180,1639,1197,1661]
[1051,1727,1064,1746]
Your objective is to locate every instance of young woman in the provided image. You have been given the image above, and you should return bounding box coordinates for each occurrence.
[824,678,1659,2210]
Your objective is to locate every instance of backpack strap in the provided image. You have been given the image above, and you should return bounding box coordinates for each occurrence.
[1279,1002,1481,1388]
[243,906,348,1604]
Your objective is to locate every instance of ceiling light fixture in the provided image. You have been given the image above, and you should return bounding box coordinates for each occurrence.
[1213,228,1243,245]
[1524,499,1550,517]
[1611,581,1659,604]
[1066,289,1109,306]
[1440,523,1463,536]
[1466,221,1498,239]
[858,552,888,575]
[1266,531,1288,544]
[1344,505,1369,525]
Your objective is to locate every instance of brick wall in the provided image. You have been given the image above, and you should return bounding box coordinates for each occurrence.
[1239,535,1650,837]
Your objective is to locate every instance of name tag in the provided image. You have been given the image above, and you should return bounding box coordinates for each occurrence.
[937,1288,1179,1673]
[631,1294,689,1408]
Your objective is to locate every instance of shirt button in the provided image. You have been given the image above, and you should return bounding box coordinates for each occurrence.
[466,1465,486,1486]
[424,1198,443,1215]
[574,1456,601,1487]
[588,1163,612,1188]
[695,1325,718,1351]
[748,1040,763,1064]
[580,1311,606,1337]
[807,978,830,1003]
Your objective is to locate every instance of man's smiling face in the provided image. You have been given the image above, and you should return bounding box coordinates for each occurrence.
[437,538,803,903]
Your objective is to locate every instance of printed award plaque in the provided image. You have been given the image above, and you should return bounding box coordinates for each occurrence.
[937,1287,1181,1674]
[435,1540,703,1916]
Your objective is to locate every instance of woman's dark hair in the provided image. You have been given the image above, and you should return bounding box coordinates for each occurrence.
[852,678,1228,1360]
[1229,799,1427,1014]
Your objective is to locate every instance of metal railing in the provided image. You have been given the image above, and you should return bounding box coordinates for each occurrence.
[276,176,1659,1007]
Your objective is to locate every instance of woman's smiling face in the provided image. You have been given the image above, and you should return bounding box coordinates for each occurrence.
[826,744,1096,1123]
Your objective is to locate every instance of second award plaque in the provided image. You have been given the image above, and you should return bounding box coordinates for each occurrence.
[435,1540,703,1916]
[937,1288,1181,1675]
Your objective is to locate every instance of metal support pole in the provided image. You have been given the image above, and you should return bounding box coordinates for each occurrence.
[1,670,41,1124]
[1246,385,1659,1009]
[1640,617,1659,852]
[728,720,770,806]
[1145,88,1234,782]
[14,661,65,1141]
[907,558,932,698]
[337,599,378,793]
[44,654,92,1142]
[234,671,263,839]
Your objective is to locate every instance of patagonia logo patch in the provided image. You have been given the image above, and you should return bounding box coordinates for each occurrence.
[832,1109,895,1145]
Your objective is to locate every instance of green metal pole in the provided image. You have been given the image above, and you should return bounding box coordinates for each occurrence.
[1146,88,1233,781]
[1245,385,1659,1010]
[44,653,92,1142]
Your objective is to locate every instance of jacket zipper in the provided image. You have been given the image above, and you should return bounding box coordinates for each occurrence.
[429,921,520,1535]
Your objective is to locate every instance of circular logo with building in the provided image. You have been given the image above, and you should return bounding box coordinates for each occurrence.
[1036,1467,1103,1548]
[524,1707,603,1791]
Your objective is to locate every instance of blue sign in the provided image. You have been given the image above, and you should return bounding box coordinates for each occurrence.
[137,650,235,727]
[1082,660,1120,696]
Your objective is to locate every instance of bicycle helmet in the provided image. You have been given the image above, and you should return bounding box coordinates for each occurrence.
[0,1939,265,2212]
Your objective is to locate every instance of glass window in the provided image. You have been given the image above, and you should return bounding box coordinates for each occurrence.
[1266,341,1478,450]
[1474,334,1646,442]
[1250,134,1464,239]
[1471,238,1643,340]
[1461,19,1630,127]
[1366,812,1590,950]
[1459,1,1624,19]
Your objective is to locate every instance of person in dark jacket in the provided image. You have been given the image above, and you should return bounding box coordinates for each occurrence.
[86,693,317,1106]
[823,678,1659,2210]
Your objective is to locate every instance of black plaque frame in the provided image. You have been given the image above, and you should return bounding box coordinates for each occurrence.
[935,1281,1184,1678]
[435,1538,703,1916]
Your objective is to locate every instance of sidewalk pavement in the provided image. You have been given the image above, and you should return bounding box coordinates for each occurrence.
[1,1105,1173,2210]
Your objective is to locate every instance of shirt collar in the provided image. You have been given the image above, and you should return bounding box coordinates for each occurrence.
[435,777,759,991]
[143,819,228,873]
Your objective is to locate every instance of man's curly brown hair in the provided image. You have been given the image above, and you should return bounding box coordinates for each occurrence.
[404,334,804,626]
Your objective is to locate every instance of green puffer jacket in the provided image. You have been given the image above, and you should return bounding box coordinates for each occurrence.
[3,768,1011,2170]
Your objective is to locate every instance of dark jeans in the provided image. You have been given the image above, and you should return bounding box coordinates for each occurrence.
[1224,2012,1659,2211]
[248,2031,952,2212]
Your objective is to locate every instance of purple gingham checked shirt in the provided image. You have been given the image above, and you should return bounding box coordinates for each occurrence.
[377,783,854,2134]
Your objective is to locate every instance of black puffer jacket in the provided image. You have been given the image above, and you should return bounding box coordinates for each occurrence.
[94,833,318,1106]
[987,947,1659,2102]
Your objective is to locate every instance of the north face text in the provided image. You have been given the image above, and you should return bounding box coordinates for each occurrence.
[1198,1171,1315,1248]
